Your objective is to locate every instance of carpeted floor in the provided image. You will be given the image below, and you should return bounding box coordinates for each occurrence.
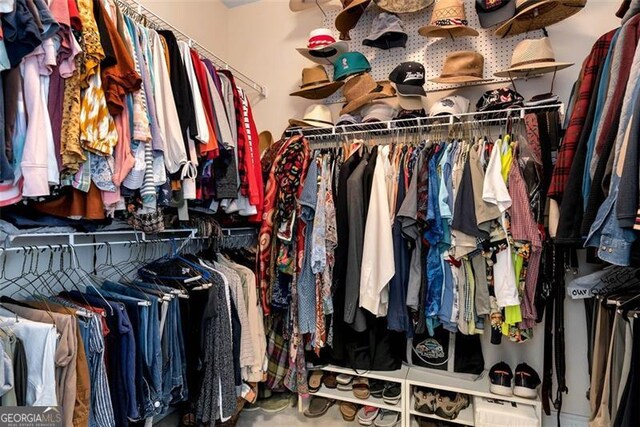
[237,403,348,426]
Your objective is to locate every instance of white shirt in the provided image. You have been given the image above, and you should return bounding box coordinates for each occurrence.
[360,146,395,317]
[0,316,57,406]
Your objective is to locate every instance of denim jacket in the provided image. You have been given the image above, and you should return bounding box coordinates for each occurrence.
[585,42,640,265]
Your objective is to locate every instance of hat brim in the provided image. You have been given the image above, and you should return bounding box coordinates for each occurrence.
[296,42,350,65]
[289,0,332,12]
[394,83,426,97]
[336,0,372,37]
[476,1,516,28]
[494,61,574,78]
[340,92,387,115]
[363,32,408,50]
[494,0,586,37]
[290,81,344,99]
[373,0,434,13]
[288,118,334,128]
[429,76,494,84]
[397,94,426,111]
[418,25,479,38]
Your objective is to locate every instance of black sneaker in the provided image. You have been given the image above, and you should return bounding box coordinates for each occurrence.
[513,363,541,399]
[489,362,513,396]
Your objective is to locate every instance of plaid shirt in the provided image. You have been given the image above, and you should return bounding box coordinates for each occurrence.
[548,29,616,201]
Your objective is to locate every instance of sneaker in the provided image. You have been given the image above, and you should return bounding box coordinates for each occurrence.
[513,363,541,399]
[259,392,295,413]
[489,362,514,396]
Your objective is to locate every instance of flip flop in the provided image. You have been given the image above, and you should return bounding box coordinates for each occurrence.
[357,406,379,426]
[308,370,324,393]
[303,396,336,418]
[373,409,400,427]
[339,401,358,421]
[382,384,401,405]
[369,380,385,398]
[353,377,370,400]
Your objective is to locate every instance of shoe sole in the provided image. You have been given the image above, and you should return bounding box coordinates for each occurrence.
[383,397,401,405]
[358,420,375,426]
[489,384,513,397]
[513,386,538,399]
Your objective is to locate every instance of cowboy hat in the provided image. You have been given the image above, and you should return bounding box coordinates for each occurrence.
[289,104,334,128]
[335,0,372,41]
[429,51,494,84]
[290,66,344,99]
[296,28,349,65]
[494,0,586,37]
[340,73,388,115]
[289,0,332,12]
[418,0,479,38]
[373,0,434,14]
[494,37,573,77]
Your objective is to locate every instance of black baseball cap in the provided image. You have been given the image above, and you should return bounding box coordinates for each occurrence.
[475,0,515,28]
[389,62,426,97]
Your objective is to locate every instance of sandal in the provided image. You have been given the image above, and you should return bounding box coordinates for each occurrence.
[413,388,437,414]
[357,406,379,426]
[323,372,338,389]
[308,370,324,393]
[434,391,470,420]
[352,377,370,400]
[304,396,336,418]
[382,383,401,405]
[340,401,358,421]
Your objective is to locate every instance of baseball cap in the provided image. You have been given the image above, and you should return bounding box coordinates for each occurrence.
[475,0,515,28]
[333,52,372,81]
[476,87,524,112]
[363,12,408,50]
[389,62,426,96]
[429,95,470,118]
[361,102,397,122]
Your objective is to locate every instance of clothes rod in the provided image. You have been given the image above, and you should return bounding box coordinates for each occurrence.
[287,103,565,139]
[115,0,267,97]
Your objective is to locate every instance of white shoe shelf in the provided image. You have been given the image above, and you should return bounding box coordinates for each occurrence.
[299,364,543,427]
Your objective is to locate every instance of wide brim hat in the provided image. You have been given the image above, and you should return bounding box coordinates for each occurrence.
[429,51,493,84]
[296,43,349,65]
[340,73,388,115]
[336,0,372,40]
[374,0,434,13]
[418,0,479,38]
[289,104,334,128]
[290,81,344,99]
[494,0,586,37]
[494,37,574,77]
[289,0,332,12]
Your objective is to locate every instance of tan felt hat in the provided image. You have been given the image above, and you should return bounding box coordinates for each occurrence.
[290,66,344,99]
[374,0,434,14]
[429,51,494,84]
[418,0,479,38]
[494,0,586,37]
[340,73,388,115]
[494,37,573,77]
[335,0,372,41]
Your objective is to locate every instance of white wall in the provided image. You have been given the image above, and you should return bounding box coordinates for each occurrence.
[221,0,622,423]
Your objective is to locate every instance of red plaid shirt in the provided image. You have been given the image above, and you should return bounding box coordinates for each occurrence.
[548,29,616,201]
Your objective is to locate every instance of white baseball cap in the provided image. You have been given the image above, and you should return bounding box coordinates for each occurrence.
[429,95,470,118]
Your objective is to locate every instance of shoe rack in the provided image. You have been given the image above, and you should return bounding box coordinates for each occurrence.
[299,364,542,427]
[404,367,543,427]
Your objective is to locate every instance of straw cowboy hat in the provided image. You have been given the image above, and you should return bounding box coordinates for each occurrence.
[430,51,493,84]
[340,73,389,115]
[335,0,372,41]
[289,104,334,128]
[374,0,434,13]
[296,28,349,65]
[419,0,479,38]
[290,0,332,12]
[494,0,586,37]
[290,66,344,99]
[494,37,573,77]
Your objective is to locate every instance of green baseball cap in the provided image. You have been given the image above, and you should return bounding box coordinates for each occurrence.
[333,52,372,81]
